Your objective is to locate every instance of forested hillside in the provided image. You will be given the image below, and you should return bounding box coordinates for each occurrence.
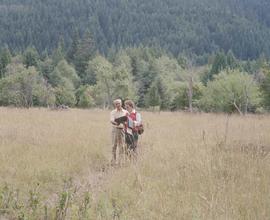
[1,0,270,59]
[0,0,270,113]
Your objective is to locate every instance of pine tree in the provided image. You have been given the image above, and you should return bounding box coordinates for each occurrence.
[23,46,39,68]
[0,47,12,78]
[73,30,96,79]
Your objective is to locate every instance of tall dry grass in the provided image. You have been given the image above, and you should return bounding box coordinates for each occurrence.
[0,108,270,219]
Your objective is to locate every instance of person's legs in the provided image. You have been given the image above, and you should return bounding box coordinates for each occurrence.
[111,129,117,165]
[117,129,125,165]
[133,132,139,150]
[131,132,139,161]
[125,132,134,160]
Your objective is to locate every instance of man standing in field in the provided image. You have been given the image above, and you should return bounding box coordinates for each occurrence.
[110,99,128,165]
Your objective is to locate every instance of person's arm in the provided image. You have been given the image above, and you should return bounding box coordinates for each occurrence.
[110,111,117,125]
[134,112,142,126]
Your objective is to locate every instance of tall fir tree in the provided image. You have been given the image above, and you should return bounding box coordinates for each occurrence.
[23,46,39,68]
[73,30,96,79]
[0,47,12,78]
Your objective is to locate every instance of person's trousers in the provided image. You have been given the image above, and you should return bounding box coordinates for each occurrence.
[112,128,125,162]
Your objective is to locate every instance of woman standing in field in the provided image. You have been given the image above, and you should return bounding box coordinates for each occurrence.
[124,100,143,155]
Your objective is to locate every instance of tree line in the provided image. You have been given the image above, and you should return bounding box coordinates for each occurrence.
[0,39,270,114]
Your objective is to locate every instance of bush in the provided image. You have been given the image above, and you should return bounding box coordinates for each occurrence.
[199,69,261,113]
[76,85,95,108]
[0,66,55,107]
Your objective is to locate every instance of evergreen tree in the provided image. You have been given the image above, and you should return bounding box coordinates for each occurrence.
[52,38,65,66]
[226,50,238,69]
[0,47,12,78]
[207,51,228,81]
[66,30,80,63]
[73,30,96,78]
[23,46,39,68]
[146,82,160,108]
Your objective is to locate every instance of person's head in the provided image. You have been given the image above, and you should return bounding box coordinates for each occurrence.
[113,99,122,110]
[124,99,135,113]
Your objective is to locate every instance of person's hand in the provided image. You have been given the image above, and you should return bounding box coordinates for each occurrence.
[116,123,124,129]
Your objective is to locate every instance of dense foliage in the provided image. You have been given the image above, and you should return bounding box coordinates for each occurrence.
[1,0,270,59]
[0,0,270,113]
[0,44,269,114]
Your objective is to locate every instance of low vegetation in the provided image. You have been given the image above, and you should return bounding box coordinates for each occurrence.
[0,108,269,219]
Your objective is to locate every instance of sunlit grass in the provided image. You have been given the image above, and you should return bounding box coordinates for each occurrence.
[0,108,269,219]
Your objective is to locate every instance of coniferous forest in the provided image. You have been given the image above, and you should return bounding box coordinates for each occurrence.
[1,0,270,113]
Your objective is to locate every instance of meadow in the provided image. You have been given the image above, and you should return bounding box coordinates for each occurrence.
[0,108,270,220]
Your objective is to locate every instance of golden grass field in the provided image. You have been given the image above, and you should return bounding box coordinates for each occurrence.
[0,107,270,220]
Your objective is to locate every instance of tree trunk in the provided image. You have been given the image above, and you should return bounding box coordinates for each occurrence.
[188,75,193,113]
[233,100,243,115]
[244,84,249,115]
[104,79,112,108]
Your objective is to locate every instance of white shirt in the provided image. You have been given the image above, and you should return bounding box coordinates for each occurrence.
[110,108,128,128]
